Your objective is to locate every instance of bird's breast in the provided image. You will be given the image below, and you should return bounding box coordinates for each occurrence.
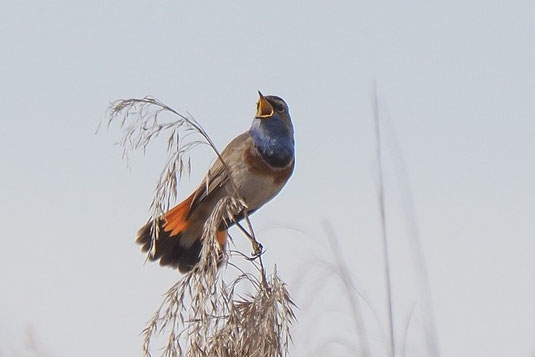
[236,144,294,211]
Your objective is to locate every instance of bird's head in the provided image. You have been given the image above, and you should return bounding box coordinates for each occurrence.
[255,91,291,123]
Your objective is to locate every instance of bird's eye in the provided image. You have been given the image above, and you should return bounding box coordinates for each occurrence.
[276,103,285,113]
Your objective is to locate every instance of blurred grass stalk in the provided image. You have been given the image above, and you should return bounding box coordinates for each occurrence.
[373,83,396,357]
[370,84,439,356]
[311,86,439,356]
[373,84,440,356]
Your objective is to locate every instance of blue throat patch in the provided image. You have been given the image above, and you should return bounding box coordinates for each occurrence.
[249,117,295,168]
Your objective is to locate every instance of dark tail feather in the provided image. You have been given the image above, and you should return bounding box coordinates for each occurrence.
[136,220,202,273]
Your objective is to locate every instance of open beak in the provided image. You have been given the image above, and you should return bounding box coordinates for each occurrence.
[256,91,274,118]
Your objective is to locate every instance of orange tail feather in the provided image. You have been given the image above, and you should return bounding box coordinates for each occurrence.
[216,229,228,247]
[163,193,194,236]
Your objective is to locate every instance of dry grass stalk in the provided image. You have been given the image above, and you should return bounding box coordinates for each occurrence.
[106,96,295,356]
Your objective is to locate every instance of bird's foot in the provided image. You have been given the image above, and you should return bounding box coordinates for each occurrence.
[246,242,264,260]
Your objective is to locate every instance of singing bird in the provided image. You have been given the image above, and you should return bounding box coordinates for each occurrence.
[136,92,295,272]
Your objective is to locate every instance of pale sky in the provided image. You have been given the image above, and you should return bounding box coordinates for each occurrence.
[1,1,534,356]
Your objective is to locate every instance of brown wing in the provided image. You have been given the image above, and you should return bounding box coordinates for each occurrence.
[187,132,250,216]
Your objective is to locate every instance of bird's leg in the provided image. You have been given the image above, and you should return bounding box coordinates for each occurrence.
[235,221,264,258]
[231,203,264,258]
[231,202,268,288]
[244,213,264,257]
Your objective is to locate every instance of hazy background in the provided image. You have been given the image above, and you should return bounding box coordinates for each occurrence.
[1,1,534,356]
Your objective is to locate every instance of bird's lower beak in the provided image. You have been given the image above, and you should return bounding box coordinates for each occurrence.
[256,91,274,118]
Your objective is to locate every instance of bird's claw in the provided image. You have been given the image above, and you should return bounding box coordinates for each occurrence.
[247,242,264,260]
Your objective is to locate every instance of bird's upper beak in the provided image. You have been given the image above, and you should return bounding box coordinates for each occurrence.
[256,91,274,118]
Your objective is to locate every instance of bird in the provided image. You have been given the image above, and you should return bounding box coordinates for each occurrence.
[136,92,295,272]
